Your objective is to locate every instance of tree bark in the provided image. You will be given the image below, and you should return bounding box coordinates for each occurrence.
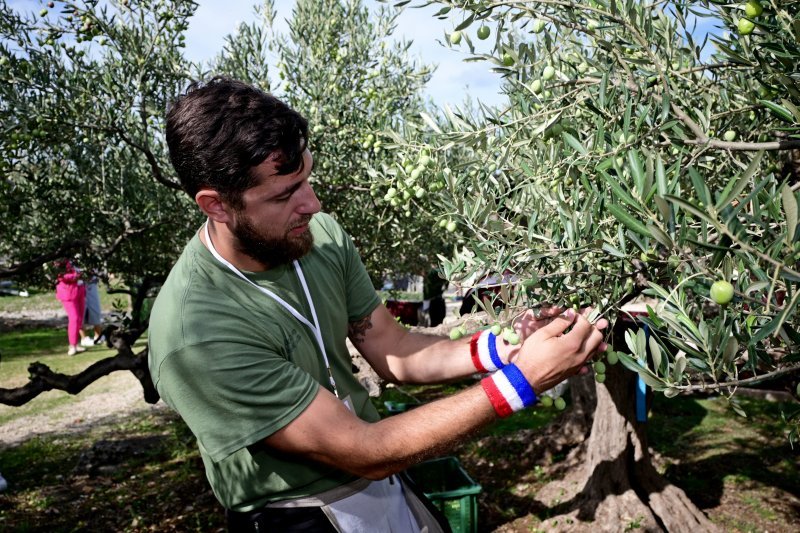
[531,322,718,532]
[0,239,88,278]
[0,329,158,406]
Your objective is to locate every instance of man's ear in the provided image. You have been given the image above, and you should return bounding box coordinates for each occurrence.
[195,189,232,223]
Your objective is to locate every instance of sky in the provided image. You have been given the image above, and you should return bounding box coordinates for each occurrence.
[9,0,720,109]
[182,0,506,108]
[181,1,720,109]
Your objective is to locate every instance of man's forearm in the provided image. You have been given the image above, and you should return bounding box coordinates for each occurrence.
[272,310,604,482]
[354,304,518,385]
[380,329,503,384]
[285,383,498,481]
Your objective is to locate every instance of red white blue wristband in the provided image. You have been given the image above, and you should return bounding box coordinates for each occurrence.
[481,364,538,418]
[470,330,505,373]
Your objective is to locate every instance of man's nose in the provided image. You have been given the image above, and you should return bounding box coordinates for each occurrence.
[297,181,322,215]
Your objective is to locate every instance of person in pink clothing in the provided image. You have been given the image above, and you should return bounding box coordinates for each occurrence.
[54,259,87,355]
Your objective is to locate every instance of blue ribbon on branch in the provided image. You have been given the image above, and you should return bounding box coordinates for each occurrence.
[636,324,649,422]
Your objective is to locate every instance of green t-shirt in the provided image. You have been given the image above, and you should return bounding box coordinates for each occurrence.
[148,212,382,511]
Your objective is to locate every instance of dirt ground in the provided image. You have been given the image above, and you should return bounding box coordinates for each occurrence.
[0,370,168,448]
[1,311,799,532]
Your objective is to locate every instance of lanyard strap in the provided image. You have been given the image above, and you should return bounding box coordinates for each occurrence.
[203,220,340,398]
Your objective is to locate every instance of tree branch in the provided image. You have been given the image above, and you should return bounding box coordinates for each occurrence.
[0,339,159,407]
[676,363,800,392]
[0,239,89,279]
[101,219,172,259]
[668,95,800,151]
[50,81,181,192]
[0,219,170,280]
[115,129,183,191]
[683,138,800,151]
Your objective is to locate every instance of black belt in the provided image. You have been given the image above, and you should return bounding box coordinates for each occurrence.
[226,505,337,533]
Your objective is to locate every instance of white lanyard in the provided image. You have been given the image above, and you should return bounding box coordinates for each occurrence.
[203,220,340,398]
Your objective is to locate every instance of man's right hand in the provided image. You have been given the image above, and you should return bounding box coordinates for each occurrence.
[514,308,608,394]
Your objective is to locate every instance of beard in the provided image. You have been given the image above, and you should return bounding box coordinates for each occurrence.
[231,212,314,269]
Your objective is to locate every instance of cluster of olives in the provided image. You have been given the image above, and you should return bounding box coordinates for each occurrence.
[737,0,764,35]
[448,324,519,345]
[448,23,491,45]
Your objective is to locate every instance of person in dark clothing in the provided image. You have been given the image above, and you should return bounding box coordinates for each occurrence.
[423,268,448,327]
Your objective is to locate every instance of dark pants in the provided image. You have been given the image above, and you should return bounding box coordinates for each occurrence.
[428,296,446,327]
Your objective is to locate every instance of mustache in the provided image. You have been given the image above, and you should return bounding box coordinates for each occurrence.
[290,216,313,230]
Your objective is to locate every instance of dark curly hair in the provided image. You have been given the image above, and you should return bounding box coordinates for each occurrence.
[166,77,308,209]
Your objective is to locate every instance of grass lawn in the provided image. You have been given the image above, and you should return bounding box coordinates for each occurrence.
[0,287,125,315]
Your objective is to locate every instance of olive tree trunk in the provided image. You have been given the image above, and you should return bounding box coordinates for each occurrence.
[531,318,718,532]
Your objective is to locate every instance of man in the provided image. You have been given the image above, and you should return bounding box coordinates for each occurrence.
[422,267,447,327]
[148,77,608,532]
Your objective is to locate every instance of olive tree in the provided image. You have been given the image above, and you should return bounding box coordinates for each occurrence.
[377,0,800,529]
[0,0,198,405]
[0,0,443,406]
[212,0,450,286]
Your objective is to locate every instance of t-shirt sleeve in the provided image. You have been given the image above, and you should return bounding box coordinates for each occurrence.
[155,340,319,463]
[323,214,381,321]
[345,246,381,321]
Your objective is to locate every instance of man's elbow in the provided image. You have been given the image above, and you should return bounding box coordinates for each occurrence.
[351,461,404,481]
[331,437,408,481]
[371,364,404,384]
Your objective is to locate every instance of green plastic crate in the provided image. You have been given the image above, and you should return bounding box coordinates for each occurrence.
[407,456,481,533]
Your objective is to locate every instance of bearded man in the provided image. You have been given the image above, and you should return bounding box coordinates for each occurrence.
[148,77,608,532]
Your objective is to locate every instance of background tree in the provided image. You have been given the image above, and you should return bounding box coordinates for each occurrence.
[0,0,446,404]
[376,0,800,529]
[0,0,198,405]
[212,0,450,286]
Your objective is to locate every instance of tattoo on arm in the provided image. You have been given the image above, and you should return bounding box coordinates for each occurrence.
[348,316,373,346]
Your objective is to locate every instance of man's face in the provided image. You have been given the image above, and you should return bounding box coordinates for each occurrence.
[230,149,321,268]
